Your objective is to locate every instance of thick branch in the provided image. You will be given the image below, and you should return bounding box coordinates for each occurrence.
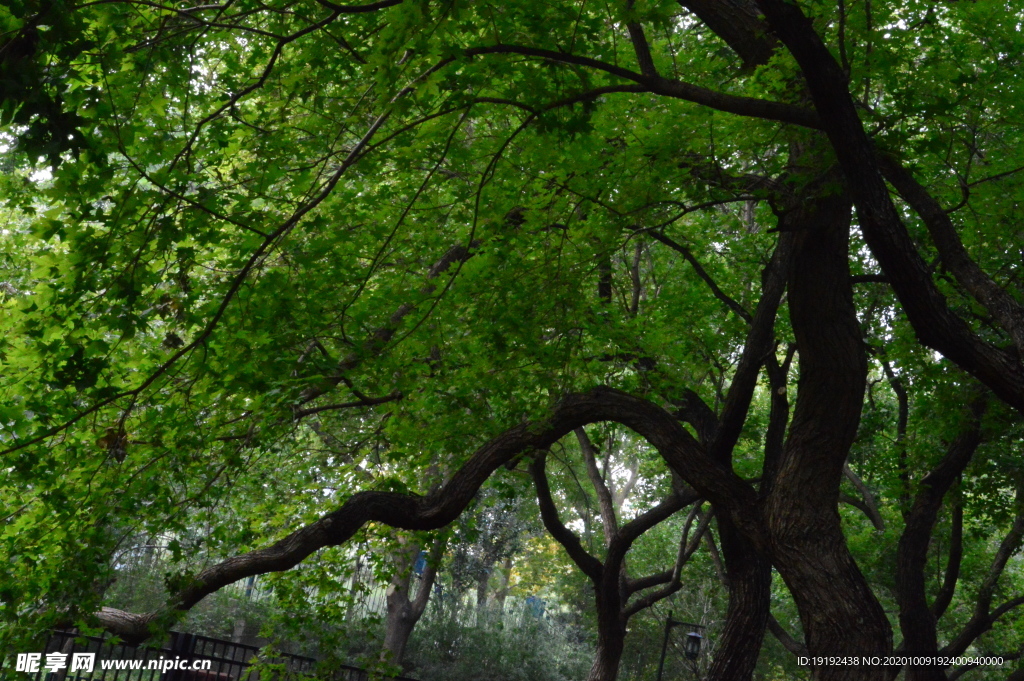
[878,155,1024,357]
[754,0,1024,414]
[677,0,777,68]
[91,385,756,643]
[616,487,696,550]
[710,230,795,464]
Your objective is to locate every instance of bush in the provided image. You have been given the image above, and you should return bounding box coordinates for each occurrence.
[406,606,591,681]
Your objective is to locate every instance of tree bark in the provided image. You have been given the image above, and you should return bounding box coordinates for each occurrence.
[588,582,627,681]
[706,516,772,681]
[765,191,892,679]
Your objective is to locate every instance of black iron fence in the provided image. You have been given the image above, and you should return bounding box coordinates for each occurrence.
[21,630,418,681]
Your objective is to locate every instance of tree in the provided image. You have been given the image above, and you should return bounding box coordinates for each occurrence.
[2,1,1024,680]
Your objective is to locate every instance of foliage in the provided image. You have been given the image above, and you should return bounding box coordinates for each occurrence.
[406,605,592,681]
[1,0,1024,678]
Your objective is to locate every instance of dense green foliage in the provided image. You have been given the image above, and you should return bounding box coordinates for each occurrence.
[2,0,1024,679]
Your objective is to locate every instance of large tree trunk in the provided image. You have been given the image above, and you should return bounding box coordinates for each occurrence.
[587,582,627,681]
[765,191,892,680]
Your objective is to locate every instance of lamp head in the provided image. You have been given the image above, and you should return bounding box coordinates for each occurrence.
[683,631,703,660]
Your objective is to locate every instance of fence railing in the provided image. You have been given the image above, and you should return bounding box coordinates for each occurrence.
[28,630,418,681]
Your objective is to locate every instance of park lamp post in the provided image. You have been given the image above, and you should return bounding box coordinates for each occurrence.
[655,611,706,681]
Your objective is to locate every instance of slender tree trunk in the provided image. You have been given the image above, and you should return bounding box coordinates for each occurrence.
[476,567,491,618]
[382,599,417,666]
[706,516,772,681]
[765,191,891,680]
[896,408,982,681]
[382,542,419,665]
[494,556,513,612]
[381,537,444,667]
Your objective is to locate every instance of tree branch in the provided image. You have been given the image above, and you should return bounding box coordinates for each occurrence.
[647,231,753,323]
[531,451,605,581]
[577,428,619,543]
[88,386,755,644]
[843,464,885,531]
[753,0,1024,414]
[944,489,1024,655]
[878,154,1024,358]
[767,614,809,657]
[411,536,446,619]
[623,507,712,618]
[464,44,820,128]
[709,230,795,465]
[932,502,963,619]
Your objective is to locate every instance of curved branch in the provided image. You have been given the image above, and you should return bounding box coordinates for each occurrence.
[94,386,755,643]
[464,44,820,128]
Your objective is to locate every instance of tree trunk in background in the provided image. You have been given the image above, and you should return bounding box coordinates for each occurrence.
[494,556,513,612]
[475,566,491,618]
[381,537,444,668]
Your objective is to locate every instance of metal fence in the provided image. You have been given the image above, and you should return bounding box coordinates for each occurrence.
[27,630,419,681]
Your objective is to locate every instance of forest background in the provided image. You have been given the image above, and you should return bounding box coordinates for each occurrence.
[2,0,1024,680]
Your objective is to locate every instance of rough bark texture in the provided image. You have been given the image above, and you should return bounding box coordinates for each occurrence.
[765,192,892,679]
[706,517,773,681]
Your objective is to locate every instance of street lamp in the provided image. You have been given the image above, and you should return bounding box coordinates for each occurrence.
[683,630,703,660]
[655,611,706,681]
